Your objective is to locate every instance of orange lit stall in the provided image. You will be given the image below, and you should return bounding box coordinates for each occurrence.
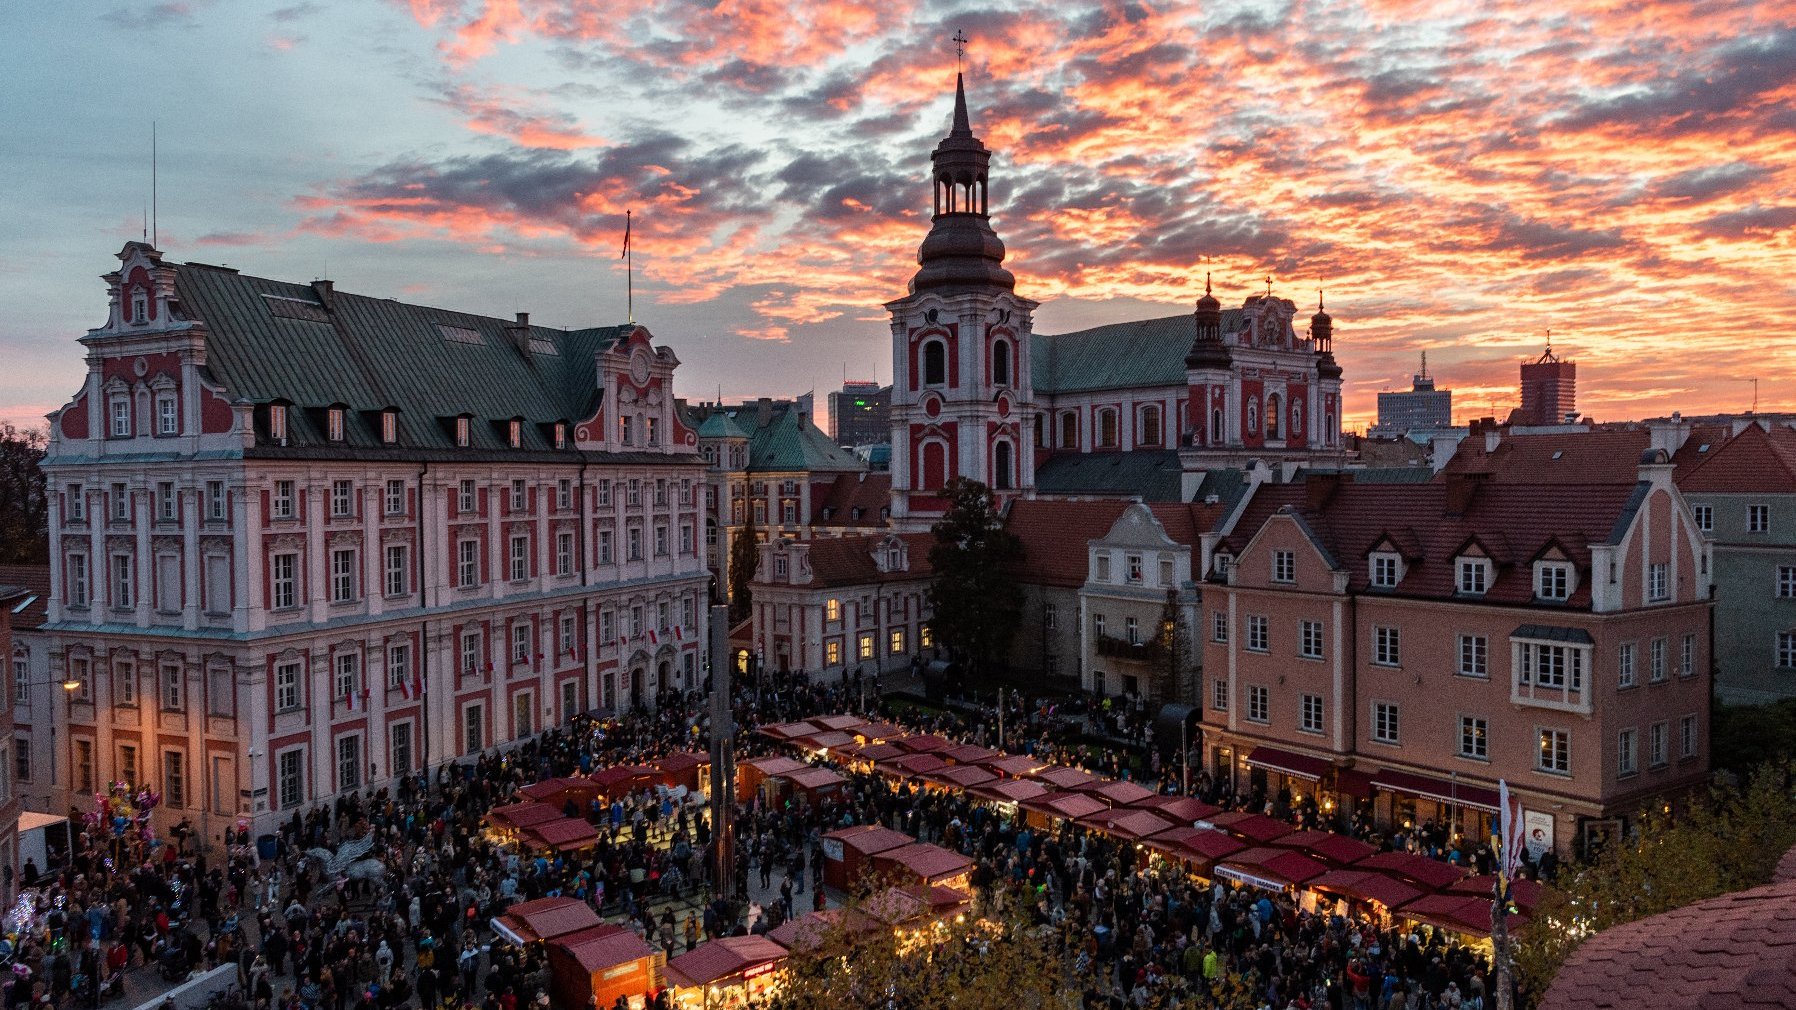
[1307,870,1423,923]
[1269,830,1378,868]
[547,924,665,1010]
[590,764,660,799]
[1020,790,1107,831]
[850,721,906,744]
[1076,778,1158,809]
[782,766,847,807]
[651,752,711,794]
[664,935,789,1010]
[766,908,881,953]
[520,817,602,854]
[920,764,997,794]
[520,777,604,812]
[979,754,1050,779]
[873,752,947,782]
[491,896,604,947]
[870,842,974,891]
[486,802,564,842]
[1142,826,1247,879]
[821,824,915,892]
[1028,765,1100,791]
[737,756,807,803]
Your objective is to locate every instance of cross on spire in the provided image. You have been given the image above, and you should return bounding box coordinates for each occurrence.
[952,29,969,72]
[1265,275,1274,296]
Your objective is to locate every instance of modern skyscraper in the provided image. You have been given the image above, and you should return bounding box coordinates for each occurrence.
[1519,346,1577,425]
[827,381,890,448]
[1373,352,1453,435]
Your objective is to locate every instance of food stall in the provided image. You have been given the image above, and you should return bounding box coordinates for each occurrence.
[891,733,954,754]
[664,935,789,1009]
[1214,847,1327,893]
[1354,851,1471,891]
[520,777,604,811]
[492,896,605,947]
[870,842,975,891]
[546,924,664,1010]
[806,714,868,733]
[766,908,881,953]
[1398,894,1526,949]
[821,824,916,891]
[757,720,822,743]
[486,802,565,841]
[874,751,948,781]
[1029,765,1100,790]
[851,721,906,744]
[966,777,1050,812]
[1142,826,1246,878]
[520,817,603,853]
[783,766,848,806]
[590,763,660,800]
[1020,790,1108,830]
[652,752,711,794]
[843,742,905,771]
[1078,808,1176,844]
[940,744,999,765]
[1307,869,1423,922]
[737,756,807,803]
[920,764,997,793]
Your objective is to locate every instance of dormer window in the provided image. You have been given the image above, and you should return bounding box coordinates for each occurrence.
[1369,552,1401,589]
[773,555,789,579]
[1456,558,1490,595]
[508,419,521,449]
[1126,554,1144,583]
[381,411,397,444]
[327,408,345,442]
[646,417,660,446]
[155,394,178,436]
[455,416,470,448]
[130,289,148,324]
[620,416,634,445]
[268,404,287,443]
[1536,562,1572,601]
[887,547,901,570]
[553,423,566,450]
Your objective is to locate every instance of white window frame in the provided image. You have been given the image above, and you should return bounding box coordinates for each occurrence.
[384,544,408,598]
[556,532,574,576]
[385,479,406,516]
[1459,715,1488,761]
[1458,634,1488,679]
[1778,631,1796,669]
[1211,678,1228,711]
[1618,641,1636,688]
[1246,684,1269,724]
[1680,634,1696,678]
[1212,611,1227,644]
[1649,722,1668,768]
[1749,504,1769,534]
[1370,553,1400,589]
[1246,614,1268,653]
[1780,566,1796,599]
[1693,504,1712,532]
[459,479,477,514]
[271,480,296,519]
[511,479,527,513]
[1535,562,1571,601]
[206,481,226,520]
[330,548,356,603]
[160,662,183,711]
[387,642,409,690]
[327,408,344,442]
[1272,550,1295,584]
[511,622,531,664]
[271,552,298,609]
[1537,727,1571,775]
[458,539,480,588]
[1371,701,1399,744]
[1299,619,1323,660]
[1681,714,1699,758]
[156,394,179,436]
[277,747,305,809]
[1373,625,1400,666]
[1649,637,1667,683]
[1456,558,1488,595]
[1617,727,1637,777]
[1299,693,1323,734]
[1648,563,1669,602]
[275,661,302,713]
[509,534,530,582]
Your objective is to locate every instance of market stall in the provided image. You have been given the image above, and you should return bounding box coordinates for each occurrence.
[1448,874,1544,914]
[1307,869,1424,921]
[870,842,975,890]
[546,925,665,1010]
[1214,847,1327,893]
[920,764,997,793]
[1078,808,1176,844]
[940,744,999,765]
[851,721,906,743]
[806,714,868,733]
[965,777,1051,811]
[874,752,948,781]
[766,908,881,953]
[1354,851,1471,891]
[487,802,564,840]
[1143,826,1247,878]
[1076,778,1158,808]
[821,824,916,891]
[1399,893,1527,945]
[520,777,604,811]
[891,733,954,753]
[492,895,605,946]
[1131,795,1222,823]
[1020,790,1108,830]
[791,730,858,755]
[651,752,711,794]
[783,766,848,806]
[1200,811,1296,845]
[665,935,789,1010]
[520,817,603,853]
[1028,765,1100,790]
[1270,829,1378,867]
[591,764,660,798]
[737,756,807,802]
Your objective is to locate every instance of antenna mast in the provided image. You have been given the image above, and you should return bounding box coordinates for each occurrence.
[152,121,158,247]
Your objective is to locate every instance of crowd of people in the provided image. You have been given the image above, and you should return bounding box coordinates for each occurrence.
[0,665,1526,1010]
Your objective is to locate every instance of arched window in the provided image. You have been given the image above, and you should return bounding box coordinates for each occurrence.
[992,341,1010,386]
[1210,407,1223,444]
[993,440,1014,490]
[922,341,946,386]
[1140,405,1162,447]
[920,441,947,491]
[1061,412,1078,448]
[1266,393,1282,440]
[1033,413,1044,447]
[1098,409,1119,448]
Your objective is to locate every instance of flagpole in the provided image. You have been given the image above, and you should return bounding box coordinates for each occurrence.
[624,209,633,324]
[1495,780,1516,1010]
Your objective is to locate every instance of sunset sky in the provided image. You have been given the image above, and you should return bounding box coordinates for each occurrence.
[3,1,1793,431]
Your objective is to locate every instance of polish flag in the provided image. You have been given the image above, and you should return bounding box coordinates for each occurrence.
[647,629,658,646]
[344,687,358,711]
[415,672,427,697]
[674,626,683,641]
[399,675,413,701]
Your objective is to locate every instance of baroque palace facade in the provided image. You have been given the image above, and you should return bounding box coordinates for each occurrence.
[28,242,709,841]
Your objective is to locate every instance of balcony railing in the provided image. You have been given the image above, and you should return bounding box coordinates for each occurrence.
[1095,634,1164,664]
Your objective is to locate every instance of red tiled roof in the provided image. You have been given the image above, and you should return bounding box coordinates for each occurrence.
[665,935,787,988]
[555,924,658,973]
[801,532,935,587]
[0,565,50,629]
[1441,429,1652,483]
[1003,499,1131,587]
[812,471,893,527]
[1540,875,1796,1010]
[499,896,602,942]
[1678,422,1796,494]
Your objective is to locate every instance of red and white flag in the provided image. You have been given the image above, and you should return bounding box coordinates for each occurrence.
[1498,779,1524,879]
[344,685,359,711]
[399,675,413,701]
[647,629,659,646]
[674,626,683,641]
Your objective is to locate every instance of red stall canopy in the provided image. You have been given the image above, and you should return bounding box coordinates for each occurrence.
[980,754,1049,779]
[924,765,998,791]
[1132,796,1223,823]
[1078,779,1158,808]
[1022,791,1109,823]
[967,778,1051,806]
[1079,808,1177,842]
[665,935,789,988]
[1216,847,1327,891]
[1308,870,1424,911]
[1354,852,1471,891]
[1271,830,1379,867]
[493,896,603,945]
[1244,746,1332,782]
[1200,811,1295,845]
[521,817,602,852]
[488,802,563,832]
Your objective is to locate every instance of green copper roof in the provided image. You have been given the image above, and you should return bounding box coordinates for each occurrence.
[173,262,629,452]
[697,412,753,439]
[1032,310,1245,394]
[1034,450,1185,501]
[748,406,864,472]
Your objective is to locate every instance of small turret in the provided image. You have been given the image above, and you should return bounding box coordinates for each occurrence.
[1186,273,1230,369]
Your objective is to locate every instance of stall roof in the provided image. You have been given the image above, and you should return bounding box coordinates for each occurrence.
[862,886,927,925]
[1309,870,1424,910]
[906,883,973,914]
[1146,826,1248,867]
[766,909,880,953]
[1030,766,1100,789]
[1132,796,1223,823]
[520,777,598,803]
[742,756,808,777]
[853,722,906,741]
[967,778,1052,805]
[823,824,915,857]
[488,802,563,830]
[522,818,602,852]
[1400,894,1524,937]
[807,714,869,732]
[1354,851,1471,891]
[892,734,954,753]
[665,935,788,988]
[589,764,659,792]
[875,843,974,882]
[555,924,659,972]
[496,896,602,943]
[854,743,906,763]
[1200,811,1295,844]
[653,751,708,773]
[1079,808,1176,842]
[761,721,823,740]
[1024,791,1109,822]
[784,767,847,791]
[1216,847,1327,889]
[980,754,1050,778]
[1078,779,1158,808]
[794,730,858,752]
[941,744,999,765]
[878,752,948,778]
[925,765,998,790]
[1271,830,1379,866]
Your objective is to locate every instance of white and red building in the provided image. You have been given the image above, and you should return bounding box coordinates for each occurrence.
[36,242,709,846]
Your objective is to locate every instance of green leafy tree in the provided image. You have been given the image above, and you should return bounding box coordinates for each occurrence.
[1514,760,1796,1001]
[1150,588,1190,703]
[925,478,1023,674]
[0,425,47,564]
[728,502,760,623]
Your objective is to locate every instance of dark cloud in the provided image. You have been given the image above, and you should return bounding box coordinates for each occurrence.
[270,2,321,21]
[1649,163,1770,202]
[1695,204,1796,239]
[101,1,209,29]
[1558,28,1796,135]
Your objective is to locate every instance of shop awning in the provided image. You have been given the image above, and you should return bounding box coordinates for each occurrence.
[1369,768,1500,813]
[1399,894,1527,938]
[1244,746,1332,782]
[1215,847,1326,890]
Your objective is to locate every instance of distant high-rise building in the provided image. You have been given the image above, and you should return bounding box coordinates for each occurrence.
[1373,352,1452,435]
[1519,346,1576,425]
[827,380,890,448]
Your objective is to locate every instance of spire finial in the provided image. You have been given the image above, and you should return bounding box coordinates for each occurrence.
[1420,350,1428,378]
[1205,271,1211,295]
[952,29,968,73]
[1317,288,1324,312]
[951,70,971,135]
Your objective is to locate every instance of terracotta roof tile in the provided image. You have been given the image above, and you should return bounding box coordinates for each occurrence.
[811,471,892,526]
[1679,423,1796,494]
[801,532,934,587]
[1002,499,1130,587]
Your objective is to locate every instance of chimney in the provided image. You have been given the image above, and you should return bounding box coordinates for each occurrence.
[505,311,531,354]
[757,397,773,427]
[1305,470,1346,510]
[1444,470,1487,515]
[311,279,335,309]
